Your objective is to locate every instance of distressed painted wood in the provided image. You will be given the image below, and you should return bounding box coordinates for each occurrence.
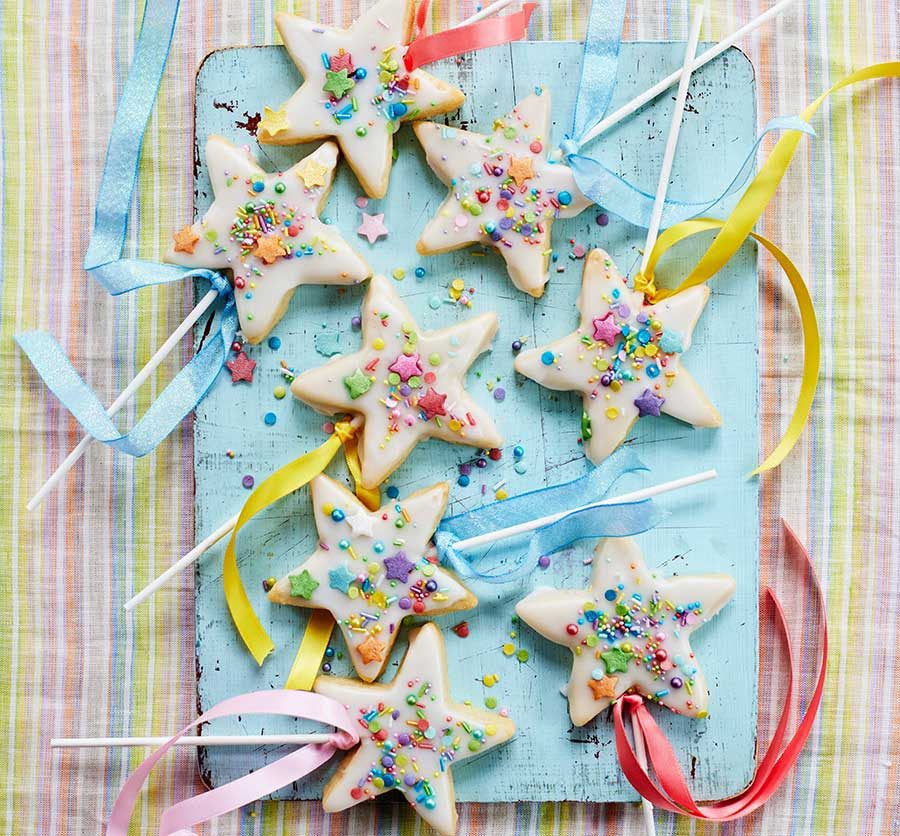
[192,41,758,803]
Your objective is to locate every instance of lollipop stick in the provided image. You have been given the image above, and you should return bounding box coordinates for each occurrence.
[578,0,799,148]
[51,733,333,749]
[26,288,220,511]
[628,9,704,834]
[456,0,514,28]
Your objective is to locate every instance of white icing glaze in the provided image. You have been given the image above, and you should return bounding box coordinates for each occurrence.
[314,623,515,836]
[515,537,735,726]
[514,248,721,464]
[268,475,475,681]
[165,136,370,344]
[414,90,591,297]
[259,0,465,198]
[291,274,502,489]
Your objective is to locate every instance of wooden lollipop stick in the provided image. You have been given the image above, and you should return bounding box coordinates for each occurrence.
[26,287,220,512]
[51,733,333,749]
[577,0,800,148]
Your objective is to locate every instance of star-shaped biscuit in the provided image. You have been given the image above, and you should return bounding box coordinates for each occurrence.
[515,248,721,464]
[414,90,591,297]
[516,537,735,726]
[165,136,370,344]
[314,623,515,836]
[258,0,465,198]
[269,475,476,681]
[290,274,502,489]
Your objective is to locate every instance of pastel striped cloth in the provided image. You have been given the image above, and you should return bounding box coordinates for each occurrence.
[1,1,897,834]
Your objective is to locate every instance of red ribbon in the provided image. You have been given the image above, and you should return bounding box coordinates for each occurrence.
[613,520,827,820]
[405,1,537,72]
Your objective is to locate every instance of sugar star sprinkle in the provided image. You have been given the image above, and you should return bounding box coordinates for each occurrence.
[314,623,515,836]
[172,225,199,254]
[515,249,721,464]
[165,136,370,344]
[290,275,502,489]
[225,351,256,383]
[258,106,290,138]
[269,476,476,681]
[414,90,591,297]
[516,537,735,725]
[357,211,389,244]
[258,0,465,198]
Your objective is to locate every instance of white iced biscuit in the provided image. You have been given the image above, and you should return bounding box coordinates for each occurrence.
[414,90,590,297]
[515,248,721,464]
[314,622,515,836]
[516,537,735,726]
[268,475,476,681]
[259,0,465,198]
[291,274,502,489]
[166,136,370,344]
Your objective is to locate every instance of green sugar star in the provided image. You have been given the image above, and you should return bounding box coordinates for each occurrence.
[600,647,633,674]
[289,569,320,600]
[323,68,355,99]
[343,368,372,399]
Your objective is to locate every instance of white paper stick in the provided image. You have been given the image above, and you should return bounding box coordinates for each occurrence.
[578,0,800,148]
[640,5,704,276]
[27,288,221,512]
[452,469,716,553]
[51,733,333,749]
[632,718,658,836]
[456,0,514,28]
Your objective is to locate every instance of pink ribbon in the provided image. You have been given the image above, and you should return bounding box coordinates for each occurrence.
[107,690,359,836]
[613,520,828,820]
[405,1,537,72]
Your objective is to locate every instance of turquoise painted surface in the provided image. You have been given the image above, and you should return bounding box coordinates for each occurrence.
[192,41,758,803]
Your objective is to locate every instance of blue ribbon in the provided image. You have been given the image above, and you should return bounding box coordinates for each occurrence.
[15,0,236,458]
[435,448,667,583]
[563,1,816,230]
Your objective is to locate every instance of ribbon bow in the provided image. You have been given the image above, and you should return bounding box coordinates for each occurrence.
[106,690,359,836]
[16,0,235,459]
[435,448,666,583]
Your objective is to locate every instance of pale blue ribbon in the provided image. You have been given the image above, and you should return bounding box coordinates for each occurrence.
[435,448,667,583]
[562,0,816,229]
[15,0,237,458]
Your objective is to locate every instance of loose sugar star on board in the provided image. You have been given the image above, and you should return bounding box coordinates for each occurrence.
[225,351,256,383]
[258,0,465,198]
[515,248,721,464]
[515,537,735,726]
[414,90,591,297]
[313,622,515,836]
[165,136,370,344]
[290,274,502,489]
[268,475,476,681]
[357,212,389,245]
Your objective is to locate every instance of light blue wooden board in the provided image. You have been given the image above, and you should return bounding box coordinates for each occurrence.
[192,41,759,803]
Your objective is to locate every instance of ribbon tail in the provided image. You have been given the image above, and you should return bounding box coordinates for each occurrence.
[223,433,345,665]
[106,690,359,836]
[15,294,235,458]
[613,519,827,821]
[404,4,536,72]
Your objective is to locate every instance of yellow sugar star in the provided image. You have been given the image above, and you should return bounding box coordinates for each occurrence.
[296,158,329,188]
[259,106,290,138]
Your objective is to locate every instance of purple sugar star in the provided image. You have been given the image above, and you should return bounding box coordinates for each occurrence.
[634,388,665,418]
[384,551,416,582]
[592,312,620,345]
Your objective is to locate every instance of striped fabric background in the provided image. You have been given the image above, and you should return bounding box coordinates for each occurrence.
[0,0,897,833]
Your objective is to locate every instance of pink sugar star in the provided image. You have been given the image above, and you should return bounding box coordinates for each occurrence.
[357,212,388,245]
[329,52,354,73]
[225,351,256,383]
[388,352,423,382]
[592,312,620,345]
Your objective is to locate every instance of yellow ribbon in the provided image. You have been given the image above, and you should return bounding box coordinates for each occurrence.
[635,62,900,474]
[223,419,379,672]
